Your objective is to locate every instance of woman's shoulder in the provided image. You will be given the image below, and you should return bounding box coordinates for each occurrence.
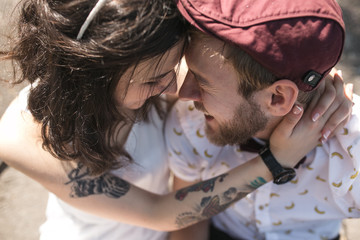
[0,84,40,152]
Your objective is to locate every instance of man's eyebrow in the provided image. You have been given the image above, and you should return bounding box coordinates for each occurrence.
[148,70,173,80]
[189,69,210,86]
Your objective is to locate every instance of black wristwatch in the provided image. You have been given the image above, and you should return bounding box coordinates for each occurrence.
[259,146,296,184]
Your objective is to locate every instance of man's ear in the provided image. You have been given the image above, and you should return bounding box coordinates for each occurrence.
[264,80,299,116]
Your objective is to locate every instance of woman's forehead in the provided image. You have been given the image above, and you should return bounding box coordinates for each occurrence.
[132,42,184,81]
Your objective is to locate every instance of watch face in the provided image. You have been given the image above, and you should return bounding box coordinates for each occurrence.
[274,168,296,185]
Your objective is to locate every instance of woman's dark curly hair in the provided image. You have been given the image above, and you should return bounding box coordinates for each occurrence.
[5,0,188,175]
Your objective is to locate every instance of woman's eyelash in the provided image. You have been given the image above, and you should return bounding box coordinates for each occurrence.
[144,81,158,86]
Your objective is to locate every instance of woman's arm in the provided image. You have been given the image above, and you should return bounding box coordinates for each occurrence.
[0,69,353,231]
[0,94,322,231]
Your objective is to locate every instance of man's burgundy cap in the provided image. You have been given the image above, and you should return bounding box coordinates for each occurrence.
[177,0,345,91]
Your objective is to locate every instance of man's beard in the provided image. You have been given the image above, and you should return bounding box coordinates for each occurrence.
[201,98,268,146]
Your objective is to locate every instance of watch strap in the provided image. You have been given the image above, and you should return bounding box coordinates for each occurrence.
[259,146,296,184]
[259,146,284,177]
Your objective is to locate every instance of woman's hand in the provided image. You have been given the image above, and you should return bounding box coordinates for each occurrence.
[268,104,314,167]
[268,69,354,168]
[309,69,353,142]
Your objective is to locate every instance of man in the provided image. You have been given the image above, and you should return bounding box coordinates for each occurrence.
[166,0,359,239]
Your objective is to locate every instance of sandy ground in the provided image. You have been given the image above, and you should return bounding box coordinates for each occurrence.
[0,0,359,239]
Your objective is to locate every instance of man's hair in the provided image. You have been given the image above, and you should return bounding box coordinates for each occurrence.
[4,0,188,175]
[225,43,317,104]
[191,29,316,105]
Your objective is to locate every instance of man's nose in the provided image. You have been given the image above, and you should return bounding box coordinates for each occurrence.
[178,71,201,101]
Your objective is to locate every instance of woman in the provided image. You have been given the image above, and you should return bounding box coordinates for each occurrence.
[0,0,353,239]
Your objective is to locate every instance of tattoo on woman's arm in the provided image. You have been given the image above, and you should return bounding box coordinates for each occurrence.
[175,174,227,201]
[174,175,267,228]
[249,177,267,188]
[175,188,248,228]
[65,163,130,198]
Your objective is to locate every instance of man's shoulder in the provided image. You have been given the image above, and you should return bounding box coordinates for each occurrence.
[352,94,360,117]
[334,93,360,139]
[166,100,224,159]
[309,94,360,197]
[167,100,206,139]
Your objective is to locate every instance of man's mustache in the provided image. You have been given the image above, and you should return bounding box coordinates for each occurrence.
[194,101,207,113]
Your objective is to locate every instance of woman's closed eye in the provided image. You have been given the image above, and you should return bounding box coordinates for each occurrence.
[143,81,158,86]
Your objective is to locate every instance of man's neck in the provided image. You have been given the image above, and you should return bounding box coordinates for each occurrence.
[253,117,282,141]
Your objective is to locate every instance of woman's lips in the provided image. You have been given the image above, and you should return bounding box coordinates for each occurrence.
[204,114,214,121]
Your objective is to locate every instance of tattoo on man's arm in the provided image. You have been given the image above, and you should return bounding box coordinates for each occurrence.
[65,163,130,198]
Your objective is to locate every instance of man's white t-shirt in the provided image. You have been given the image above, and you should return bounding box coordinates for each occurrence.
[166,96,360,240]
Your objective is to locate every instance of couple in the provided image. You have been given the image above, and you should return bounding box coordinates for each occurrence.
[0,0,357,239]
